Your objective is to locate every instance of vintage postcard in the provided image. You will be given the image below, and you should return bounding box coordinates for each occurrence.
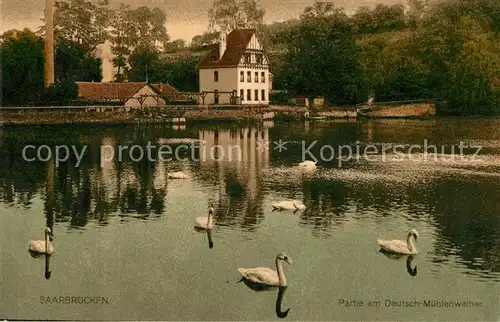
[1,0,499,321]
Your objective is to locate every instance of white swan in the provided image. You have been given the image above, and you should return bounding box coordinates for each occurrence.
[272,200,306,211]
[298,160,317,168]
[29,227,54,255]
[237,253,292,287]
[168,171,188,179]
[194,206,215,230]
[377,229,419,255]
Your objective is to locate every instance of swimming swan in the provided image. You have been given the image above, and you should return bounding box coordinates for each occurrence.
[237,253,292,287]
[298,160,317,168]
[272,200,306,211]
[194,206,215,230]
[29,227,54,255]
[168,171,188,179]
[377,229,419,255]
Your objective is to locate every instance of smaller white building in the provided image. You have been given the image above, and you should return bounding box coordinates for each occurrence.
[76,82,167,108]
[196,28,272,105]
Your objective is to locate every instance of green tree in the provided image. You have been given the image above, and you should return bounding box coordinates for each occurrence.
[165,39,186,53]
[445,33,499,114]
[191,31,220,47]
[42,79,79,104]
[55,39,102,82]
[128,6,170,50]
[52,0,112,54]
[279,2,368,104]
[126,46,162,82]
[0,29,45,105]
[208,0,265,32]
[108,4,135,81]
[162,56,199,91]
[108,5,170,81]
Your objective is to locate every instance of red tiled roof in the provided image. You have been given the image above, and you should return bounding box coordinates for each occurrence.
[149,83,179,95]
[196,28,260,69]
[76,82,149,101]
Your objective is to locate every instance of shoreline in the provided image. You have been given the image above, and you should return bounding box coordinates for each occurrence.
[0,102,471,126]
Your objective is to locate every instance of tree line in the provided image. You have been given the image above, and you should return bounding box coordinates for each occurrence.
[270,0,499,115]
[1,0,498,115]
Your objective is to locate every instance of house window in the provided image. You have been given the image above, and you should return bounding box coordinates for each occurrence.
[244,53,251,64]
[261,89,266,101]
[256,54,263,64]
[261,72,265,83]
[214,71,219,82]
[247,71,251,82]
[240,71,244,82]
[240,89,244,100]
[255,72,259,83]
[254,89,259,101]
[247,89,251,101]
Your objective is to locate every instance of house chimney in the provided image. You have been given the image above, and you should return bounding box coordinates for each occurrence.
[219,31,227,60]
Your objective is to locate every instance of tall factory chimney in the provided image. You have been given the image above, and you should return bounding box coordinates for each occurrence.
[44,0,55,88]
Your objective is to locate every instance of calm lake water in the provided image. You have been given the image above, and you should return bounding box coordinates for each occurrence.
[1,117,499,321]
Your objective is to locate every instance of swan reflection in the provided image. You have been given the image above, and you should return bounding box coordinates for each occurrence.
[238,280,291,318]
[275,286,290,318]
[406,255,417,276]
[206,230,214,249]
[44,254,52,279]
[380,250,418,277]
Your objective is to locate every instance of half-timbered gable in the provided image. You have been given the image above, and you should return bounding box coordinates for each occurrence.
[197,28,271,105]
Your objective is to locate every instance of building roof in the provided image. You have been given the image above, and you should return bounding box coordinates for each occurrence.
[149,83,179,95]
[196,28,261,69]
[76,82,180,102]
[76,82,150,102]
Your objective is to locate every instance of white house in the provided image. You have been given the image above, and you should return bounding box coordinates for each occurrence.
[196,28,271,105]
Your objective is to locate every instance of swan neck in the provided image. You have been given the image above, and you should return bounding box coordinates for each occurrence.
[275,258,287,286]
[407,234,417,253]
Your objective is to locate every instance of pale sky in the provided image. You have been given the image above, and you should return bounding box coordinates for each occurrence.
[1,0,404,41]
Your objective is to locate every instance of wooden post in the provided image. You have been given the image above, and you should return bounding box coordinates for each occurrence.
[44,0,55,88]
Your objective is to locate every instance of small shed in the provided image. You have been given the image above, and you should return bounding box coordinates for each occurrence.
[76,82,166,108]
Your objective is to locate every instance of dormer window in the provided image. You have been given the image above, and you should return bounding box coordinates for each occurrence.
[244,53,251,64]
[256,54,263,64]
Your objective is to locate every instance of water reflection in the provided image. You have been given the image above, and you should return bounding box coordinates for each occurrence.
[380,251,418,277]
[238,280,290,318]
[44,254,52,280]
[206,230,214,249]
[0,120,499,283]
[275,287,290,318]
[197,127,270,231]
